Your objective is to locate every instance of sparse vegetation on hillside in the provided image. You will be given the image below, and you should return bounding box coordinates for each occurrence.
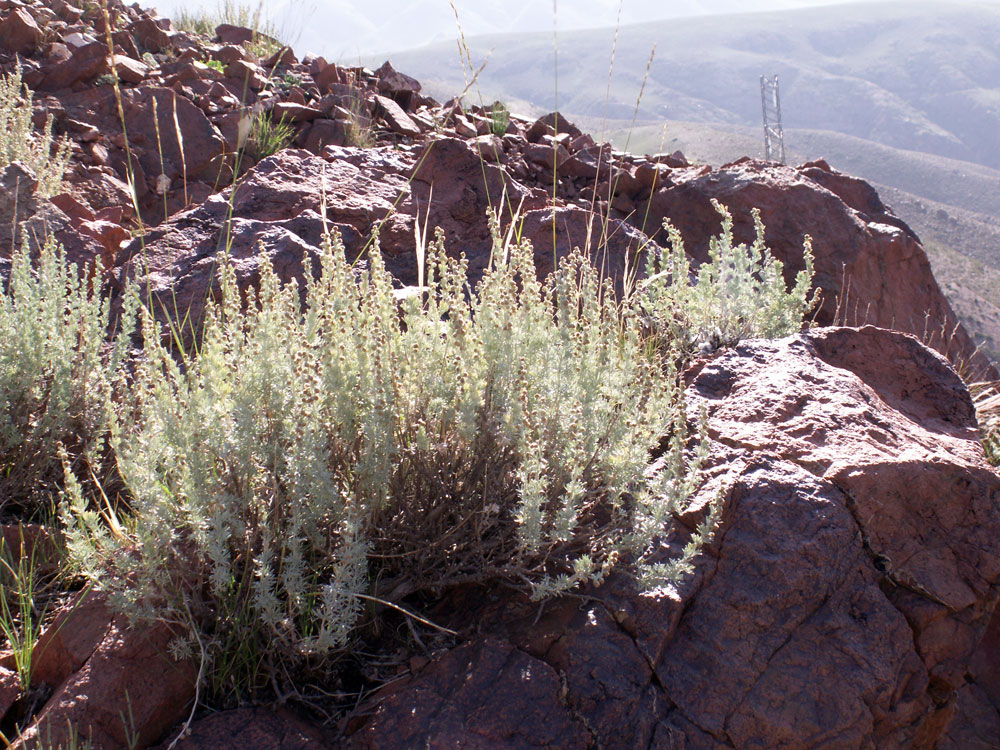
[0,24,827,732]
[0,65,71,199]
[173,0,286,59]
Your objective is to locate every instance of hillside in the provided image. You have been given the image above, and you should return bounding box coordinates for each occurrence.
[385,1,1000,168]
[149,0,885,61]
[1,0,1000,746]
[384,0,1000,367]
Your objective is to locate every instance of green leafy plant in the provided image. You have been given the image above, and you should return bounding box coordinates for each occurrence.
[343,73,376,148]
[489,101,510,136]
[639,199,819,355]
[205,58,226,73]
[0,236,136,514]
[0,529,46,692]
[0,64,71,199]
[62,218,716,700]
[247,111,294,159]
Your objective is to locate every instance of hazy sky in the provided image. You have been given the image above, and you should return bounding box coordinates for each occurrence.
[146,0,920,60]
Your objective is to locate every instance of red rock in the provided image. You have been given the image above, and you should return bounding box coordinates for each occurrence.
[226,59,267,91]
[637,158,995,379]
[164,60,222,86]
[301,118,346,154]
[451,112,477,138]
[211,43,246,65]
[558,145,612,181]
[315,62,347,91]
[0,666,19,718]
[471,134,503,162]
[372,94,421,137]
[16,590,197,750]
[50,193,96,222]
[215,23,253,46]
[634,161,672,191]
[0,7,43,53]
[524,141,570,170]
[111,54,148,84]
[51,0,84,23]
[40,40,109,90]
[153,707,332,749]
[270,101,322,123]
[262,45,296,67]
[0,523,62,576]
[128,15,172,52]
[61,31,97,49]
[30,590,111,690]
[44,41,73,64]
[526,112,583,143]
[518,205,649,294]
[353,639,592,749]
[120,86,226,182]
[110,30,142,60]
[78,218,130,266]
[374,60,420,109]
[939,681,1000,749]
[0,161,40,245]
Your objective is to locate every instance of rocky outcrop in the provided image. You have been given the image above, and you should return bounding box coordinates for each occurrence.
[327,325,999,750]
[2,2,999,747]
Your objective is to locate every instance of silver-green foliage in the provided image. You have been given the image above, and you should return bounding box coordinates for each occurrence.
[979,390,999,465]
[0,237,134,510]
[63,221,712,673]
[640,199,819,353]
[0,65,71,199]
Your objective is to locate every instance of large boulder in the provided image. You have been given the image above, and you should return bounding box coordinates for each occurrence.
[339,326,1000,749]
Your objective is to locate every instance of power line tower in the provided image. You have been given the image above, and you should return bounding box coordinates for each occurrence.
[760,74,786,164]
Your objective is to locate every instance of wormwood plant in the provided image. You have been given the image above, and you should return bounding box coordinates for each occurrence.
[62,219,713,697]
[639,200,819,354]
[0,237,135,514]
[0,65,71,199]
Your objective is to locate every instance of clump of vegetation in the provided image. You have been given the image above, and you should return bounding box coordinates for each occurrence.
[343,73,376,148]
[0,65,71,199]
[0,238,135,516]
[490,101,510,136]
[638,199,819,355]
[61,218,721,699]
[247,112,294,159]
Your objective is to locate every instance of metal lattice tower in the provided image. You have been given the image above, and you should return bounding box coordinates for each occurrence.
[760,74,786,164]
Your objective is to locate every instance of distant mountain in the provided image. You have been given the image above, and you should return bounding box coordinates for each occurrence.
[383,1,1000,170]
[148,0,895,60]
